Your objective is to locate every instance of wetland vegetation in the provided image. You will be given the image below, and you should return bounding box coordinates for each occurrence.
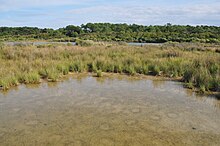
[0,41,219,94]
[1,23,220,145]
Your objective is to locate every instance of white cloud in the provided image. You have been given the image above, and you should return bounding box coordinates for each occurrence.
[0,0,220,27]
[67,4,220,25]
[0,0,93,11]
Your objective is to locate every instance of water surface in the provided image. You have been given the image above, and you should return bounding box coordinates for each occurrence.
[128,42,163,46]
[0,74,220,146]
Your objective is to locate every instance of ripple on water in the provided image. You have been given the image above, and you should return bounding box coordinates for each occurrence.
[150,115,161,121]
[91,138,115,146]
[101,102,112,108]
[12,108,21,113]
[131,108,141,113]
[48,134,63,143]
[100,123,111,131]
[65,139,85,146]
[125,119,138,126]
[0,132,5,138]
[126,140,145,146]
[167,113,178,119]
[25,120,38,126]
[111,106,124,114]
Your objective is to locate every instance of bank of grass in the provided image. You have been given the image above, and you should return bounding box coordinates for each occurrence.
[0,42,219,93]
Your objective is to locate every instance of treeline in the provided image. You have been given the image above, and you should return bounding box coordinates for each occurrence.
[0,27,67,41]
[1,23,220,43]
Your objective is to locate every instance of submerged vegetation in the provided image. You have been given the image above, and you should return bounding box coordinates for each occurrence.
[0,42,219,93]
[1,23,220,43]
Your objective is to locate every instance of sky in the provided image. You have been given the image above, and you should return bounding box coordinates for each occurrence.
[0,0,220,28]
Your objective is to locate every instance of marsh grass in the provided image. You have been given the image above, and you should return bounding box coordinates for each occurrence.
[40,68,60,82]
[96,70,102,77]
[22,72,41,84]
[0,43,219,93]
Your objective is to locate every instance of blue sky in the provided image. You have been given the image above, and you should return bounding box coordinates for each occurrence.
[0,0,220,28]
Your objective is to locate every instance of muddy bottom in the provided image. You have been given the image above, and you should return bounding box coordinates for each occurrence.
[0,74,220,146]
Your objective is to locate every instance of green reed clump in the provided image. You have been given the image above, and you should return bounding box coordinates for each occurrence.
[194,69,211,91]
[182,59,220,92]
[39,67,60,82]
[106,63,115,72]
[29,73,40,83]
[96,70,102,77]
[209,63,219,75]
[113,63,123,73]
[46,68,60,82]
[209,77,220,91]
[10,77,19,86]
[148,65,161,76]
[0,79,10,90]
[0,76,18,90]
[95,59,106,71]
[123,65,136,76]
[39,69,48,78]
[183,68,194,83]
[57,64,69,75]
[69,61,85,72]
[162,59,185,77]
[0,42,5,49]
[21,72,40,84]
[87,62,97,72]
[185,81,194,89]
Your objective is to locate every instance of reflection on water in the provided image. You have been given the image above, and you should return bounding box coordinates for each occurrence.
[0,74,220,146]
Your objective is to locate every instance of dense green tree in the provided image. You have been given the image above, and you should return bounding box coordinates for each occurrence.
[1,23,220,43]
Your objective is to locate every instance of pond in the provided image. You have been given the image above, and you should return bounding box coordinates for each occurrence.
[128,42,163,46]
[0,74,220,145]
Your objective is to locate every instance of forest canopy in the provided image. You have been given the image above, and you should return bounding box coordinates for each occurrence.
[1,23,220,43]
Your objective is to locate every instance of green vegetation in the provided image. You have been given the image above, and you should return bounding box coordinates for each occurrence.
[1,23,220,43]
[0,43,219,93]
[75,39,94,47]
[96,70,103,77]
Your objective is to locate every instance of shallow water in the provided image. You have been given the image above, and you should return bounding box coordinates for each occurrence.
[0,74,220,146]
[128,42,162,46]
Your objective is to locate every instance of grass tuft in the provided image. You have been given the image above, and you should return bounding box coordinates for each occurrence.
[96,70,102,77]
